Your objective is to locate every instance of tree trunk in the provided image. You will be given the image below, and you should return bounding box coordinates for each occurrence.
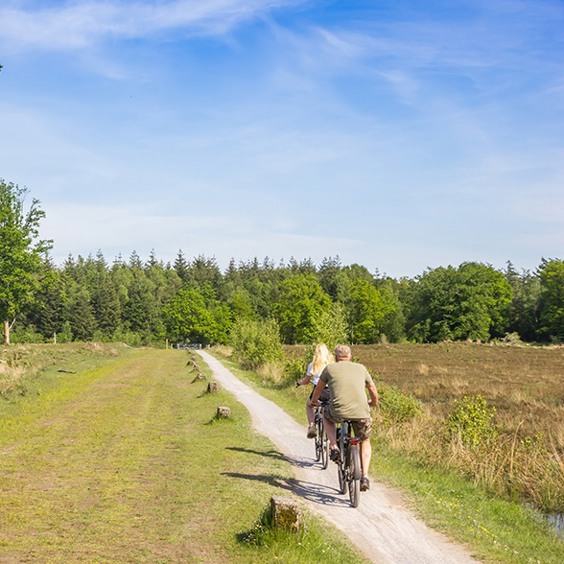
[3,319,10,345]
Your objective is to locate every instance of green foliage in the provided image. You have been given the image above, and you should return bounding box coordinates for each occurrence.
[0,179,52,344]
[226,286,256,322]
[229,318,284,370]
[91,269,121,336]
[57,321,73,343]
[10,324,45,344]
[447,395,497,448]
[273,274,331,344]
[538,258,564,342]
[311,301,349,349]
[64,285,96,341]
[500,331,523,345]
[504,262,542,341]
[4,237,559,349]
[347,278,392,344]
[375,280,406,343]
[283,351,310,384]
[406,263,512,343]
[163,286,229,345]
[378,385,421,424]
[111,327,143,347]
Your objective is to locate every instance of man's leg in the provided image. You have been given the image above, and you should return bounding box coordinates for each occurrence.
[360,437,372,477]
[352,419,373,491]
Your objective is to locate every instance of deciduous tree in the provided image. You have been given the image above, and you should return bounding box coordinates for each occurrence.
[163,286,229,345]
[406,263,512,342]
[0,180,52,344]
[538,258,564,341]
[273,274,331,344]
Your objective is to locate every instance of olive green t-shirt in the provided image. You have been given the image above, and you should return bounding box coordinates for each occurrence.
[319,361,373,419]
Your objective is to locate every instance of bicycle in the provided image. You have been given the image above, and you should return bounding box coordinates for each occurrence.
[335,421,362,508]
[313,401,329,469]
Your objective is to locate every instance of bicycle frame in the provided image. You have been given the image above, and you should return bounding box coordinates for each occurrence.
[336,421,361,507]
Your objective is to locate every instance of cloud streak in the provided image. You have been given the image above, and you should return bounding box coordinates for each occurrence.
[1,1,562,277]
[1,0,304,51]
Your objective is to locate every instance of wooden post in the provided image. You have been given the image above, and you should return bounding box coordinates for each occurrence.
[270,496,303,532]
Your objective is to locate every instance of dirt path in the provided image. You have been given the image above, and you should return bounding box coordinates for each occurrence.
[199,350,479,564]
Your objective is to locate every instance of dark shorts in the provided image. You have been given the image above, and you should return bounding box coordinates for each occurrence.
[309,386,330,404]
[323,404,373,441]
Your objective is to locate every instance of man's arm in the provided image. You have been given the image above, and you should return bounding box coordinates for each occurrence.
[308,379,326,407]
[366,381,379,407]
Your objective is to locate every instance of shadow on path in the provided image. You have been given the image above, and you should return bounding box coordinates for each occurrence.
[222,471,349,507]
[226,445,322,470]
[226,446,285,460]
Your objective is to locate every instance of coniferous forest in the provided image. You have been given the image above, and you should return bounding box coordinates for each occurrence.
[1,179,563,346]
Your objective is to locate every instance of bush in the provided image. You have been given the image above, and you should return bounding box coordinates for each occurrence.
[447,395,497,448]
[230,318,284,371]
[112,328,143,347]
[379,385,421,424]
[10,325,45,344]
[57,322,73,343]
[501,332,523,345]
[284,355,307,384]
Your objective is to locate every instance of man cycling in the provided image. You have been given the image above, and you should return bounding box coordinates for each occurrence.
[308,344,379,492]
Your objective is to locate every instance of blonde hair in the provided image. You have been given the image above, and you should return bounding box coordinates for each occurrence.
[311,343,334,375]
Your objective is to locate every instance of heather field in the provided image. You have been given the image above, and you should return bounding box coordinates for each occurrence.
[352,343,564,514]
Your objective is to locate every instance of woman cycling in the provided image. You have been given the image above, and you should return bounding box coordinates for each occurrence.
[296,343,333,438]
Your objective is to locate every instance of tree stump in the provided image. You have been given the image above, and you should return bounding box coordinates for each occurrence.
[216,406,231,418]
[207,381,219,394]
[270,496,303,532]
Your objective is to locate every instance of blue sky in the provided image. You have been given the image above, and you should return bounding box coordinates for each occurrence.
[1,0,563,278]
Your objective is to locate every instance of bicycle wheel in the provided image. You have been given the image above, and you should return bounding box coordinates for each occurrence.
[338,460,348,495]
[314,414,324,461]
[320,424,329,469]
[348,443,361,508]
[336,424,348,493]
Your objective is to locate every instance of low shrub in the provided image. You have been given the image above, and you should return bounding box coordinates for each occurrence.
[447,395,497,449]
[10,325,45,344]
[230,319,284,371]
[283,351,311,386]
[378,385,421,424]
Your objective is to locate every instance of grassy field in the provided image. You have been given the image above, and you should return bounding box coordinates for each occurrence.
[214,343,564,564]
[351,343,564,512]
[0,344,366,563]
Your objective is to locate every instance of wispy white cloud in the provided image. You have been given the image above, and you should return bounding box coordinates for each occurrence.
[1,1,562,276]
[0,0,304,52]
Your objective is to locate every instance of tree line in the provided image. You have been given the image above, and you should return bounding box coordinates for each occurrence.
[1,179,563,346]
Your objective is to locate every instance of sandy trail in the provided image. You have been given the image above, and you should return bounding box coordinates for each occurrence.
[199,350,478,563]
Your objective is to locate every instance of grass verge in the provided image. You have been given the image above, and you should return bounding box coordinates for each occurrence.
[0,346,366,563]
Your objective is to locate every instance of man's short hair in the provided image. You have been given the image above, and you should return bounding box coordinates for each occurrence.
[334,344,351,359]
